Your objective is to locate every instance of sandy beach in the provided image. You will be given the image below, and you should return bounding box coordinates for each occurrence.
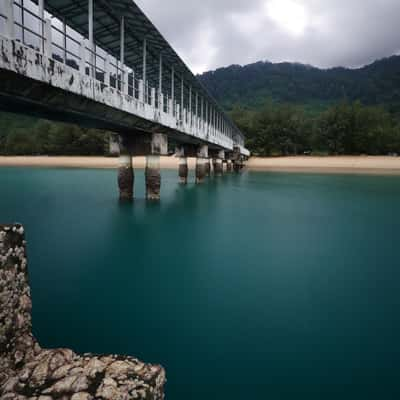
[1,155,400,174]
[246,156,400,174]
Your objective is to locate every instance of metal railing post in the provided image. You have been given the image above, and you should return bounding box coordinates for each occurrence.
[159,93,164,112]
[4,0,15,39]
[139,79,144,103]
[122,66,128,94]
[104,54,110,86]
[151,87,155,108]
[44,18,52,59]
[79,39,88,74]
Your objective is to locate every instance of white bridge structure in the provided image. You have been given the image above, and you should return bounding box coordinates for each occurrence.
[0,0,249,200]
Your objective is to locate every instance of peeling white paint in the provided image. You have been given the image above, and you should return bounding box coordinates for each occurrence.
[0,34,250,156]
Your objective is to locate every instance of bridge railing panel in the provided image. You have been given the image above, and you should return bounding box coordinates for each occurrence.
[12,0,44,54]
[0,0,244,152]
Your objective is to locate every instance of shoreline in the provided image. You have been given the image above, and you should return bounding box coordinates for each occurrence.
[1,155,400,175]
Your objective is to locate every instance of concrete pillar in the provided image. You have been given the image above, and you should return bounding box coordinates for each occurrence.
[178,157,188,184]
[145,155,161,200]
[176,146,188,184]
[118,136,134,201]
[214,159,223,176]
[226,160,233,172]
[205,159,211,176]
[212,158,217,174]
[233,161,241,173]
[196,158,207,184]
[214,150,225,176]
[109,134,120,156]
[143,133,168,200]
[196,145,208,184]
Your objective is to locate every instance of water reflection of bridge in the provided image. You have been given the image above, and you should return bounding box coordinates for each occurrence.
[0,0,249,200]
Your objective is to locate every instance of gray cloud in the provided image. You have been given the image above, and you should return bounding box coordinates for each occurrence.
[135,0,400,73]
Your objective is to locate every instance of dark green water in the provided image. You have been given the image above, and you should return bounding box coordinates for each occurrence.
[1,167,400,399]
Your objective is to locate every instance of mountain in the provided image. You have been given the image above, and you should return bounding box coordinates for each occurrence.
[198,56,400,114]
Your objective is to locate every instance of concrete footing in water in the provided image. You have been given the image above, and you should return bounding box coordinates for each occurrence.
[196,145,209,184]
[118,138,134,201]
[214,159,223,176]
[196,158,207,184]
[146,155,161,200]
[206,160,211,176]
[178,157,189,184]
[233,161,242,173]
[115,135,247,198]
[117,132,168,201]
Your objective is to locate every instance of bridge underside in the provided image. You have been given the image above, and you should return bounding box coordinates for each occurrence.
[0,2,248,201]
[0,69,219,150]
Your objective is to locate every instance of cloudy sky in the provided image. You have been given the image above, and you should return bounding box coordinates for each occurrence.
[135,0,400,74]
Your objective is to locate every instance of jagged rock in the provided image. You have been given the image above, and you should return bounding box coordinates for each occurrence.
[0,224,166,399]
[71,392,92,400]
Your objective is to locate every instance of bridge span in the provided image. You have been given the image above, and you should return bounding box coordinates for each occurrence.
[0,0,249,200]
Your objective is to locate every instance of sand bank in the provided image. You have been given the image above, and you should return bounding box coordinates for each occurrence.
[247,156,400,175]
[1,155,400,174]
[0,156,185,169]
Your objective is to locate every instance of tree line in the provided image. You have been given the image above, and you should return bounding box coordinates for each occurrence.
[231,101,400,156]
[0,113,107,156]
[1,100,400,157]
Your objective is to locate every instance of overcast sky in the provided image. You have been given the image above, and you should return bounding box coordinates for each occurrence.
[135,0,400,74]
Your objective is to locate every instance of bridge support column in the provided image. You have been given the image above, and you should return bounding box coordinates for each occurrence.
[214,159,223,176]
[196,159,207,184]
[226,160,233,172]
[118,136,134,201]
[178,157,188,184]
[205,159,211,177]
[144,133,168,200]
[233,147,242,173]
[196,145,208,184]
[176,146,188,184]
[109,134,120,157]
[233,160,242,173]
[212,159,217,175]
[213,151,224,176]
[146,155,161,200]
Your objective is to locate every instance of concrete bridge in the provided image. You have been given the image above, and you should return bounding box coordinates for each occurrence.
[0,0,249,200]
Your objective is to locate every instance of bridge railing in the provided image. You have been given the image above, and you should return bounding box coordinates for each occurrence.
[0,0,248,153]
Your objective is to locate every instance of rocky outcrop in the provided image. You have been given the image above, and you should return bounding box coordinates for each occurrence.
[0,224,166,400]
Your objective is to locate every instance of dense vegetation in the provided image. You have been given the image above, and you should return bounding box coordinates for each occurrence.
[0,113,107,155]
[232,101,400,156]
[199,55,400,156]
[1,55,400,156]
[199,56,400,115]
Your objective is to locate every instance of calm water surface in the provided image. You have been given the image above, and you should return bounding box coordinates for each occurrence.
[1,167,400,399]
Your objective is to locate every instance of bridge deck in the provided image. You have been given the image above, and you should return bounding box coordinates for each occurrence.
[0,0,250,156]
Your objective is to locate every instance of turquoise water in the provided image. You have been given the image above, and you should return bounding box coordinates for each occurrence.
[1,167,400,399]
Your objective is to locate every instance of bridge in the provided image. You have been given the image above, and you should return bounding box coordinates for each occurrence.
[0,0,250,200]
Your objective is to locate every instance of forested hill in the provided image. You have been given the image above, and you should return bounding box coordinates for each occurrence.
[198,56,400,113]
[2,55,400,156]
